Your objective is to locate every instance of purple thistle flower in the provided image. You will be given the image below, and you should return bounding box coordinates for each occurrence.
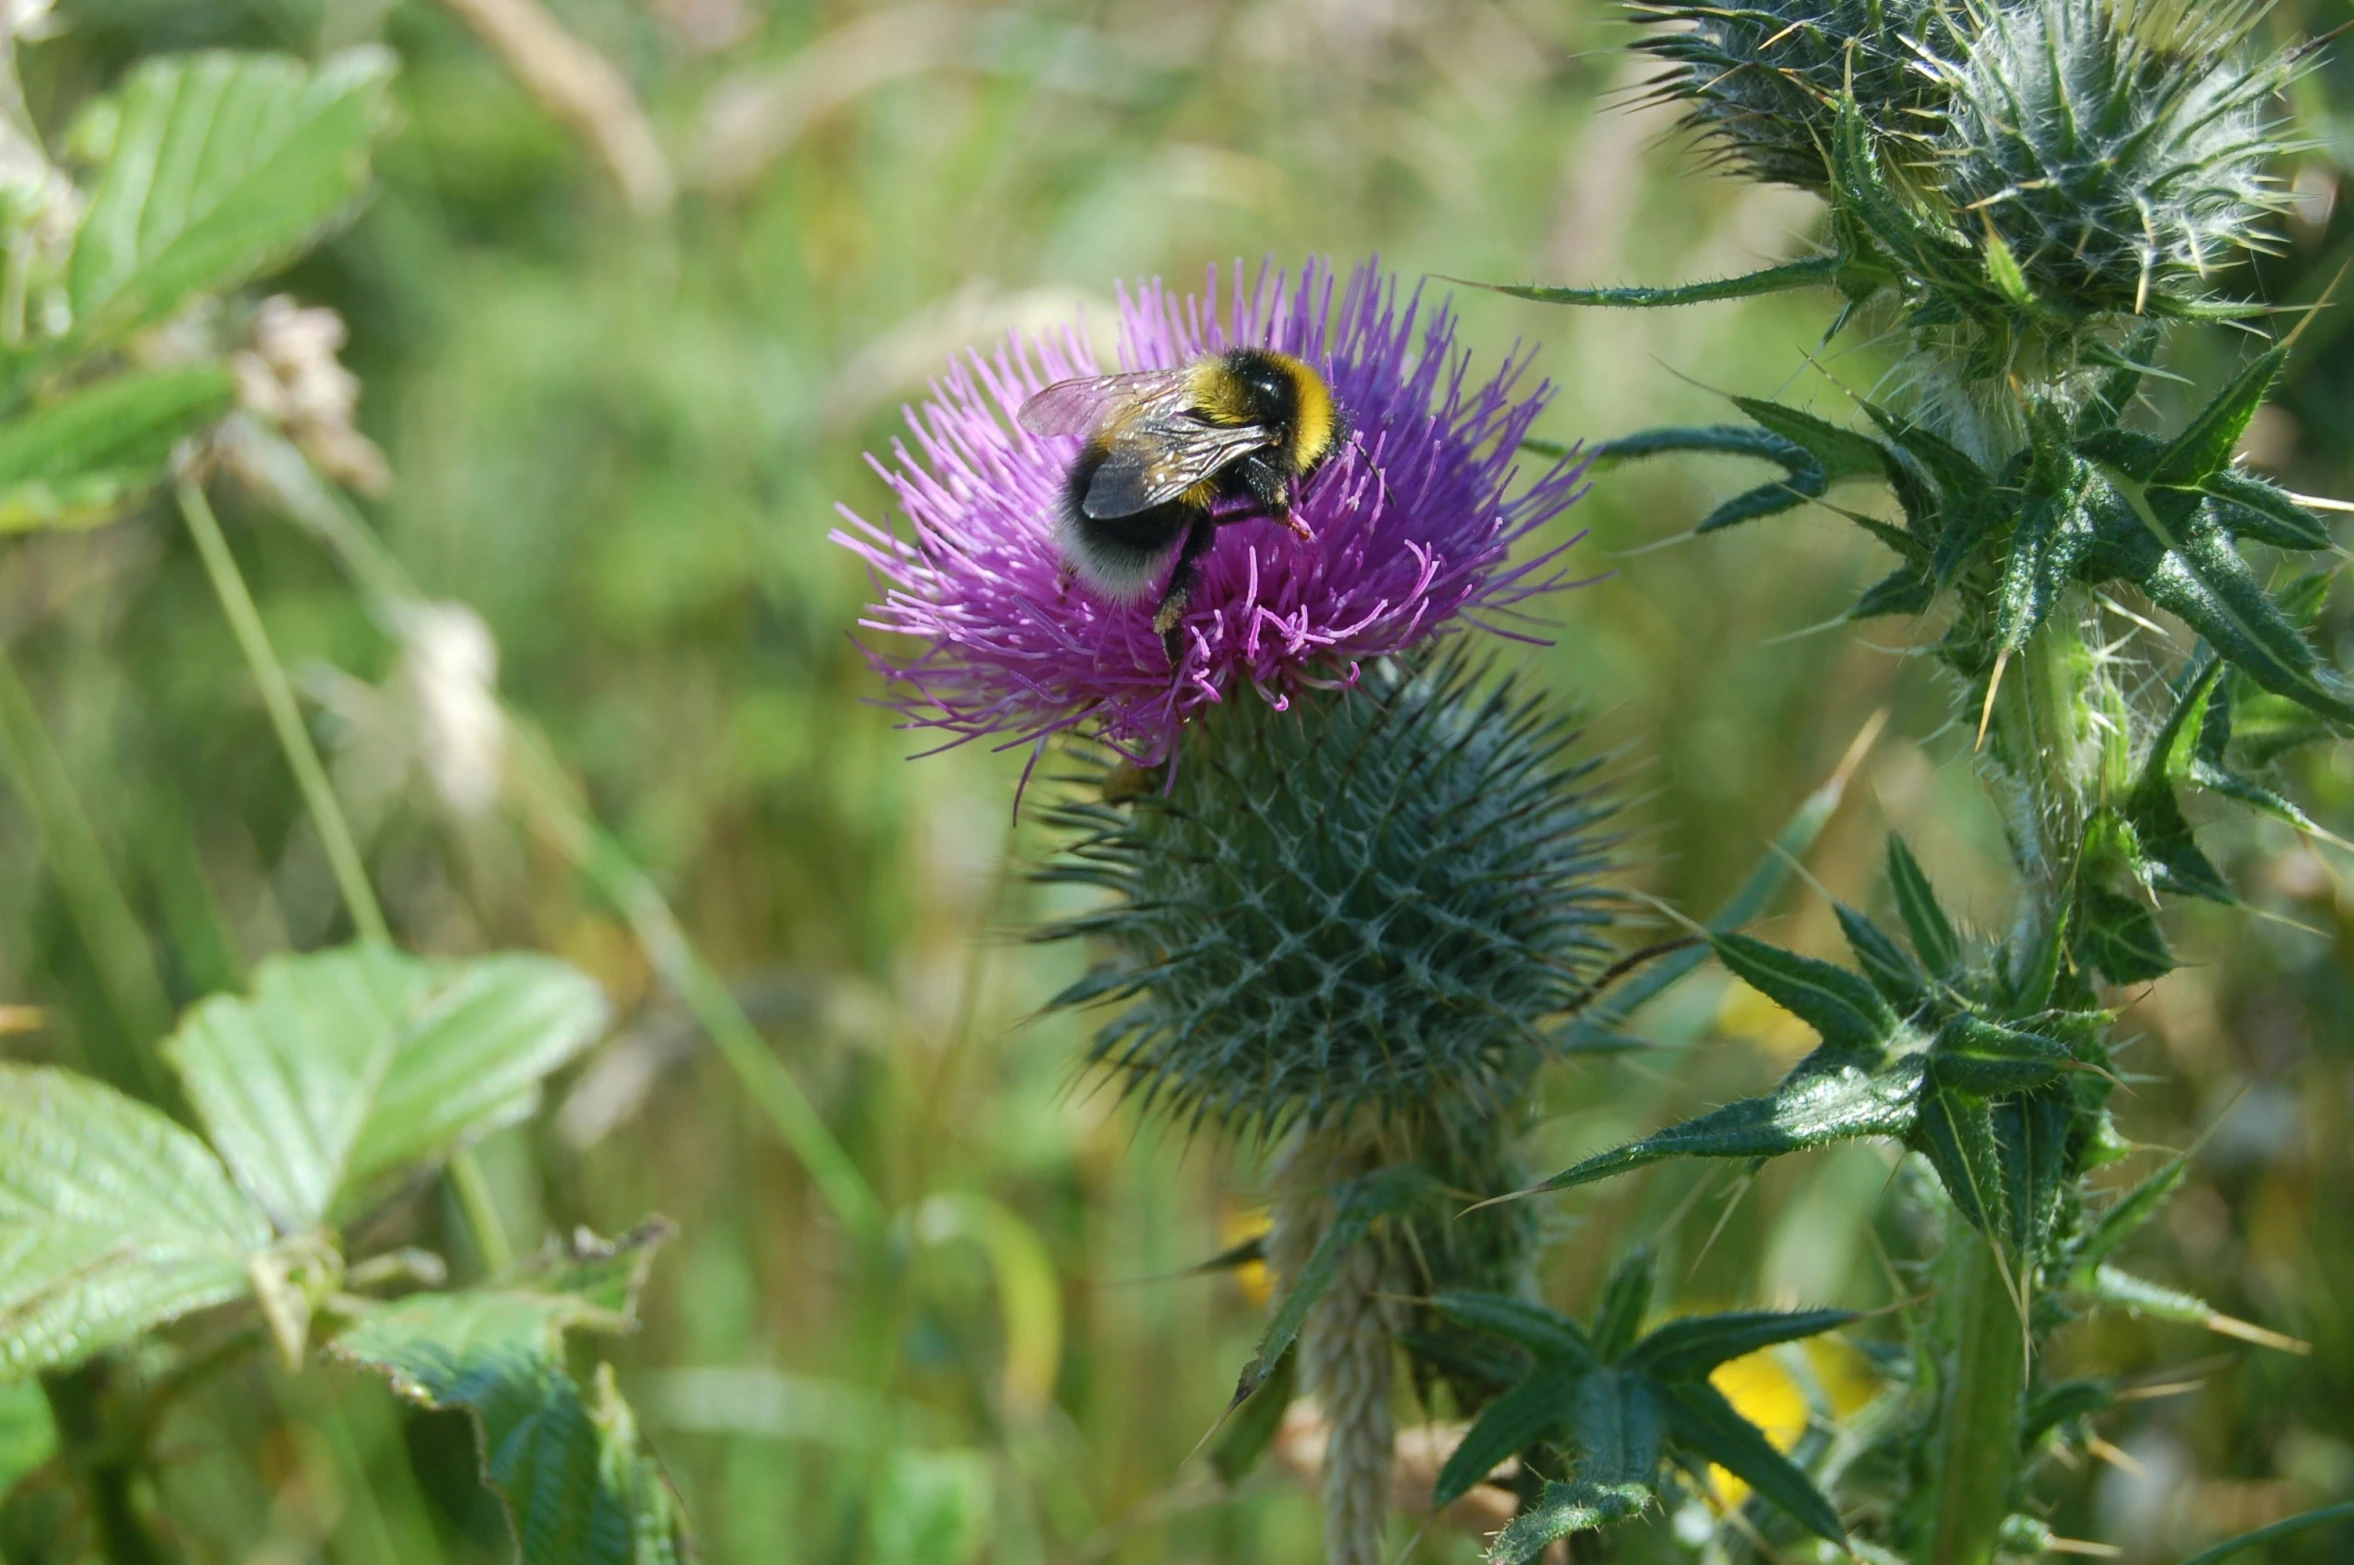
[832,258,1589,768]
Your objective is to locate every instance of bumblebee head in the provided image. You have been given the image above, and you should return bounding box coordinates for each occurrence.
[1207,348,1341,476]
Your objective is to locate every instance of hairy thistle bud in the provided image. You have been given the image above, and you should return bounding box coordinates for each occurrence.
[1633,0,1959,191]
[1933,0,2298,321]
[1036,648,1615,1140]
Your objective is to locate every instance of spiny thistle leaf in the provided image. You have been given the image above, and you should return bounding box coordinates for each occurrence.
[1037,648,1616,1137]
[1710,932,1901,1055]
[1908,1082,2006,1236]
[1427,1292,1600,1369]
[2023,1377,2117,1446]
[1488,1479,1651,1565]
[1835,904,1931,1013]
[1591,1247,1655,1363]
[1533,1055,1926,1193]
[2074,1153,2188,1272]
[1435,1365,1585,1507]
[1464,255,1842,308]
[2127,663,2235,904]
[1658,1379,1847,1545]
[1927,1015,2078,1097]
[1626,1308,1858,1383]
[1888,834,1963,979]
[1993,1089,2075,1256]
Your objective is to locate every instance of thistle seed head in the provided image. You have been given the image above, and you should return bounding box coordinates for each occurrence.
[1036,648,1618,1139]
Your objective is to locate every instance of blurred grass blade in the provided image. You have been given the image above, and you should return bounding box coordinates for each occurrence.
[0,1064,271,1377]
[0,367,233,532]
[507,720,884,1239]
[1562,714,1873,1048]
[910,1193,1062,1419]
[164,945,609,1231]
[2177,1502,2354,1565]
[68,49,394,341]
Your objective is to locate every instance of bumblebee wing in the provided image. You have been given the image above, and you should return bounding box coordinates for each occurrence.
[1081,413,1277,519]
[1016,369,1189,437]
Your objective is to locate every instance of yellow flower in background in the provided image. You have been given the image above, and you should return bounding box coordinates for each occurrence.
[1224,1205,1274,1308]
[1703,1337,1879,1509]
[1716,978,1819,1064]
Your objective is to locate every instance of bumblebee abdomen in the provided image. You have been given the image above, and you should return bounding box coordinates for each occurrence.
[1058,445,1203,602]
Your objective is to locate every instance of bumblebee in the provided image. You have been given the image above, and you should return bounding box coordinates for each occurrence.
[1018,347,1343,655]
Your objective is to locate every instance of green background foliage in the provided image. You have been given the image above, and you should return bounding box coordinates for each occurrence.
[3,1,2353,1561]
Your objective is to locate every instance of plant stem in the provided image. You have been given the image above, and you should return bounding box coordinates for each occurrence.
[176,476,389,947]
[178,475,515,1273]
[41,1365,166,1565]
[1926,1226,2027,1565]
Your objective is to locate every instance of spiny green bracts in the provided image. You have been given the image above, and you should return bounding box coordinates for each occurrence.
[1035,647,1616,1140]
[1631,0,1961,191]
[1931,0,2301,324]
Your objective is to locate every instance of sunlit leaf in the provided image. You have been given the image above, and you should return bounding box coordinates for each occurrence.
[1464,255,1842,309]
[1534,1056,1924,1192]
[0,1065,270,1377]
[1927,1016,2075,1096]
[164,945,611,1233]
[68,49,395,340]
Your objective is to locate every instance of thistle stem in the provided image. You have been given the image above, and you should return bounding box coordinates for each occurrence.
[1927,1226,2028,1565]
[1269,1121,1399,1565]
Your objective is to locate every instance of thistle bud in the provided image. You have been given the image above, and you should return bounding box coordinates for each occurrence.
[1634,0,1959,192]
[1932,0,2298,322]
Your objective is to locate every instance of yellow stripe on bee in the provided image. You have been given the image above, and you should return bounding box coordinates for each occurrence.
[1275,352,1338,466]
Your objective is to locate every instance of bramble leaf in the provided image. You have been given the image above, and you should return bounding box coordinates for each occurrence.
[332,1280,688,1565]
[68,49,395,341]
[164,945,610,1233]
[0,1065,271,1376]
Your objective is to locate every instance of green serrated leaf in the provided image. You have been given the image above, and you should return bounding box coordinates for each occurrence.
[1992,1091,2072,1258]
[68,49,396,341]
[1909,1084,2005,1238]
[2076,1156,2188,1272]
[1834,904,1929,1012]
[2076,325,2165,434]
[2073,811,2174,984]
[2022,1378,2116,1446]
[2075,1263,2212,1324]
[1487,1479,1651,1565]
[332,1289,689,1565]
[2107,476,2354,726]
[164,945,611,1233]
[2201,471,2330,551]
[2126,664,2234,905]
[0,1065,272,1377]
[1591,1248,1653,1362]
[1534,1056,1925,1192]
[1658,1379,1846,1545]
[1226,1167,1433,1409]
[0,366,235,532]
[1208,1345,1293,1486]
[1886,835,1960,979]
[1428,1291,1600,1370]
[1712,933,1898,1055]
[1729,397,1890,482]
[1628,1308,1856,1382]
[1435,1364,1585,1506]
[1981,227,2035,310]
[1466,255,1842,309]
[1928,1016,2075,1097]
[2151,346,2289,488]
[1849,564,1937,619]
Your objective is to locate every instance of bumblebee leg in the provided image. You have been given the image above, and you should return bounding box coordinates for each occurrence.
[1152,514,1219,663]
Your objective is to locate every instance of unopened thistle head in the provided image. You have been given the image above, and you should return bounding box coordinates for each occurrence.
[1035,648,1616,1139]
[833,259,1587,768]
[1931,0,2300,321]
[1633,0,1960,190]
